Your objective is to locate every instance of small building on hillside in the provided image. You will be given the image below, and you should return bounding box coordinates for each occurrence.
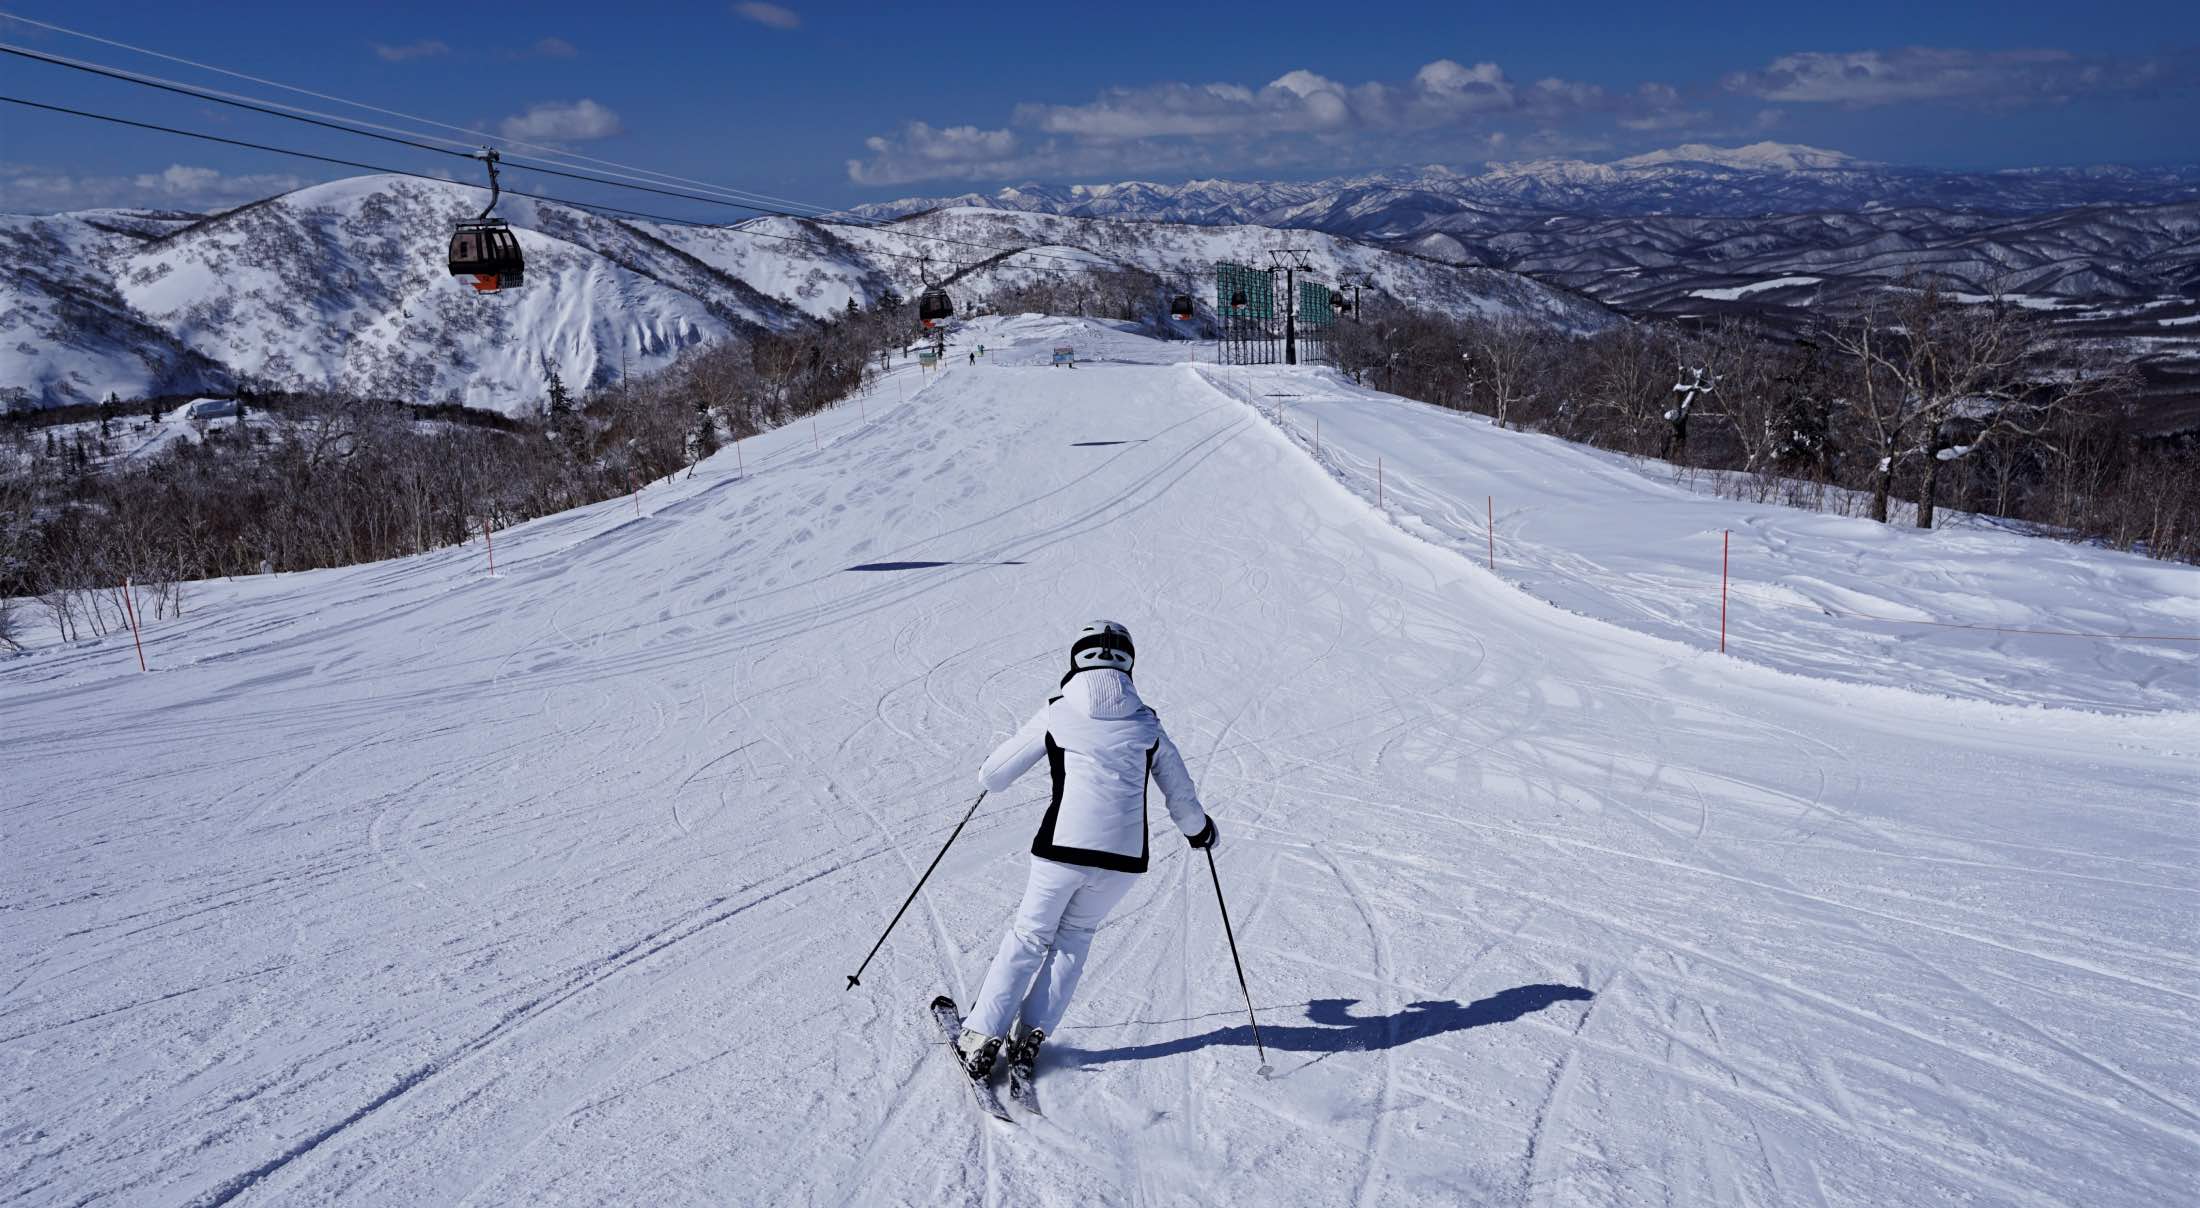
[173,398,239,421]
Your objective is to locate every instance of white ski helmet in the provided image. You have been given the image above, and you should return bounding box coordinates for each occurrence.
[1066,620,1135,679]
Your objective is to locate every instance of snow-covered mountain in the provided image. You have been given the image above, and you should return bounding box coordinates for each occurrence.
[846,144,2200,430]
[854,142,2200,226]
[0,210,225,410]
[1,175,1612,414]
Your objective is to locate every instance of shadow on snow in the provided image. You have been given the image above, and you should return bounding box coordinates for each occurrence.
[843,561,1028,572]
[1057,984,1593,1067]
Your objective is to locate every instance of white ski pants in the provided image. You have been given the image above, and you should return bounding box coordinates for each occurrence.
[969,856,1137,1038]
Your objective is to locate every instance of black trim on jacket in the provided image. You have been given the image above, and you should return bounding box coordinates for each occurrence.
[1030,733,1154,874]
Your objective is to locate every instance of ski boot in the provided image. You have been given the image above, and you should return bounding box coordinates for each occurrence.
[1007,1027,1044,1071]
[953,1028,1003,1081]
[1006,1027,1045,1112]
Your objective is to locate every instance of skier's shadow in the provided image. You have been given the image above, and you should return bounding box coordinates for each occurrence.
[1056,984,1593,1070]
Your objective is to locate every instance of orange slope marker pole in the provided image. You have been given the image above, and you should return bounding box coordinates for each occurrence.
[1720,530,1731,653]
[121,576,147,672]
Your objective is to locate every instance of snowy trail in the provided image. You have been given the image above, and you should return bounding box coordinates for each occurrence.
[5,318,2194,1206]
[1199,362,2199,714]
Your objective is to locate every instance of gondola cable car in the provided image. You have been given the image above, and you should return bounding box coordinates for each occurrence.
[448,149,524,294]
[1229,288,1248,313]
[916,257,954,329]
[1169,293,1194,321]
[918,286,953,328]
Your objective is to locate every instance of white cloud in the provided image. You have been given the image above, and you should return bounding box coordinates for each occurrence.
[372,40,449,62]
[847,42,2196,189]
[1726,47,2195,107]
[733,2,800,30]
[499,99,624,143]
[0,162,306,213]
[852,59,1624,184]
[531,37,579,59]
[1012,59,1596,143]
[848,123,1028,185]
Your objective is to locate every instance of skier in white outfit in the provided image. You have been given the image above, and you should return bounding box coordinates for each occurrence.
[954,621,1216,1080]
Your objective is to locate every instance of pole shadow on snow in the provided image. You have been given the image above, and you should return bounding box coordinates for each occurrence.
[1056,985,1593,1069]
[843,560,1027,572]
[1069,440,1147,447]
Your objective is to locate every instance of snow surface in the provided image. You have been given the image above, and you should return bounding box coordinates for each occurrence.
[1685,276,1823,300]
[4,316,2195,1206]
[1614,143,1862,173]
[1948,292,2080,311]
[1214,365,2198,715]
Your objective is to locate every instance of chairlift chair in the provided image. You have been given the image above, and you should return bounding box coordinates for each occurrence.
[1330,291,1348,313]
[448,150,524,293]
[1229,288,1248,313]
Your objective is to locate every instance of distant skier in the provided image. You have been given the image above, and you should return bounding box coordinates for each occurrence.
[969,350,976,365]
[952,621,1216,1086]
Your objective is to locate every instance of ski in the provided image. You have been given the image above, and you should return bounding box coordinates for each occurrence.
[1007,1050,1041,1116]
[928,996,1013,1124]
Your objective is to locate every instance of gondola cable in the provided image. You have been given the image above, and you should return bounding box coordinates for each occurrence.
[0,37,1217,283]
[0,11,852,221]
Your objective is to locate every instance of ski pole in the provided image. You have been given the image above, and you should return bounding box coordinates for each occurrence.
[846,790,986,990]
[1204,846,1270,1073]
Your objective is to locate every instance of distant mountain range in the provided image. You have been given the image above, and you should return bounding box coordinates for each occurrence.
[0,176,1613,414]
[853,142,2200,225]
[7,144,2196,422]
[854,143,2200,430]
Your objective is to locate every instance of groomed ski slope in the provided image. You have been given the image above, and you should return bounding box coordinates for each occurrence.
[4,317,2195,1207]
[1196,361,2198,714]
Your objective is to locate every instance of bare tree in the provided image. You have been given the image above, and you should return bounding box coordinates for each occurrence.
[1824,278,2039,526]
[1466,317,1542,431]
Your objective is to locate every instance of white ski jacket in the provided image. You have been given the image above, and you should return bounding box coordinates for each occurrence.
[978,669,1207,874]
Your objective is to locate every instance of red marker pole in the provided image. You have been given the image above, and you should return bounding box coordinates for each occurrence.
[812,416,821,452]
[121,576,147,672]
[482,518,496,575]
[632,475,642,518]
[736,438,745,476]
[1487,496,1494,570]
[1720,530,1730,654]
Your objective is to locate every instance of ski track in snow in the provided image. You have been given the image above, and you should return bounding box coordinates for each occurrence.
[4,316,2195,1207]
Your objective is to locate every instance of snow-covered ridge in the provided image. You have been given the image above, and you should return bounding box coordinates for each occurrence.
[854,141,2200,224]
[2,176,1608,414]
[1613,142,1862,172]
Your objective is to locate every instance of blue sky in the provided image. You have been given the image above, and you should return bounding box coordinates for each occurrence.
[1,1,2195,213]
